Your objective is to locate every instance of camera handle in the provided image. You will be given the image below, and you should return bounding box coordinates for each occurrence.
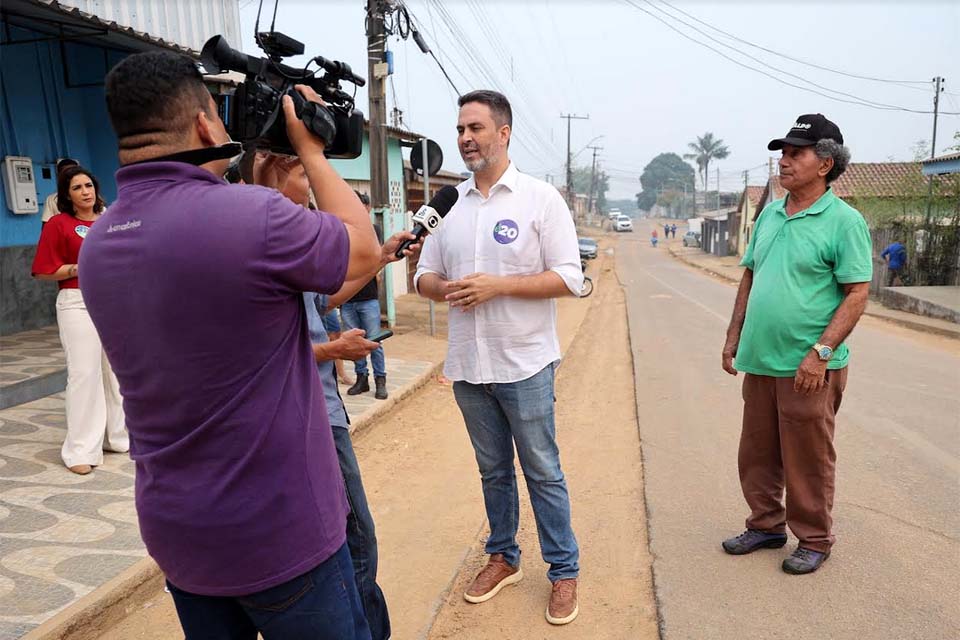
[287,88,337,148]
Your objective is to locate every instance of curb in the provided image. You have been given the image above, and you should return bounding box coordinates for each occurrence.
[348,359,446,437]
[22,556,163,640]
[667,246,960,341]
[22,358,446,640]
[861,310,960,341]
[667,245,740,285]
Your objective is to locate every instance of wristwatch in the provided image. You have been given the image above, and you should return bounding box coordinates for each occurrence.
[812,343,834,361]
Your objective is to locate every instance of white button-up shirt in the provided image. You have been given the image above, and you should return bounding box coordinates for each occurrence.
[414,162,583,384]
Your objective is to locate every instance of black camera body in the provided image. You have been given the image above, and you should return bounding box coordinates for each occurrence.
[201,34,365,159]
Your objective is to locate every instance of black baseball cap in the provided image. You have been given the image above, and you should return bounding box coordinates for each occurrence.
[768,114,843,151]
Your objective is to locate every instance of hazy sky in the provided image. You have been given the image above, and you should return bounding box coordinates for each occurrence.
[235,1,960,199]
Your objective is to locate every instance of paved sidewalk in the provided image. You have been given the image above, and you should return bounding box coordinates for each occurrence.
[0,350,439,640]
[667,243,960,339]
[0,328,63,388]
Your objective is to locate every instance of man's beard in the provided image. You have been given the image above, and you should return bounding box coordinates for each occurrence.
[464,154,490,172]
[462,142,502,173]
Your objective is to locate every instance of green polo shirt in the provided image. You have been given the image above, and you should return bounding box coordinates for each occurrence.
[735,188,873,377]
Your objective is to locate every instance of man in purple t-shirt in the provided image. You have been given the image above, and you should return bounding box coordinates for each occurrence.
[79,51,381,639]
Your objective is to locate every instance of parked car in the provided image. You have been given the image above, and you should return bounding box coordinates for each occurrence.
[682,231,701,247]
[614,215,633,232]
[578,237,599,259]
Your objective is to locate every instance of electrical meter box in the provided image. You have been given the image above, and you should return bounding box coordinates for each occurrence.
[3,156,40,214]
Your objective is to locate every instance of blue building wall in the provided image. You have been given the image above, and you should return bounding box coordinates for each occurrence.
[0,24,126,247]
[0,22,127,333]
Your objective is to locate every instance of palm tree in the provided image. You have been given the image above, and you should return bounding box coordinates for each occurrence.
[684,132,730,192]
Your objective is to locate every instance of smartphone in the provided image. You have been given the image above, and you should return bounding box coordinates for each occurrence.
[367,329,393,343]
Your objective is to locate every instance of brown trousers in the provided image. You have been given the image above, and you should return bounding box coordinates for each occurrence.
[738,368,847,553]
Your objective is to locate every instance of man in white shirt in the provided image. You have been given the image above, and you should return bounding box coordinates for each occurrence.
[415,90,583,626]
[41,158,79,223]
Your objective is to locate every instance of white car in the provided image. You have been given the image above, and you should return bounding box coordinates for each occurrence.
[613,215,633,232]
[607,208,621,220]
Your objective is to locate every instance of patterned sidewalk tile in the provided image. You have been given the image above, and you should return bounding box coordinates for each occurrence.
[0,394,142,640]
[0,327,64,390]
[0,357,433,639]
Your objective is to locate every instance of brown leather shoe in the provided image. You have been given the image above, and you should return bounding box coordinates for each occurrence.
[68,464,93,475]
[546,578,579,625]
[463,553,523,603]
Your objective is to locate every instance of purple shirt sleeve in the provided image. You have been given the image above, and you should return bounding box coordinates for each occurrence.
[263,192,350,295]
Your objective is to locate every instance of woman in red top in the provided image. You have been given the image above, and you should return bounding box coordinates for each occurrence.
[32,166,128,475]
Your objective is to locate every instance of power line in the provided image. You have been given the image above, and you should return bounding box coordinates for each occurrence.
[421,0,565,162]
[641,0,935,113]
[621,0,960,116]
[403,2,560,165]
[655,0,933,88]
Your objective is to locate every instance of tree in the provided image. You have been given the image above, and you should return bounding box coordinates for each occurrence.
[635,153,695,211]
[683,132,730,191]
[571,165,610,212]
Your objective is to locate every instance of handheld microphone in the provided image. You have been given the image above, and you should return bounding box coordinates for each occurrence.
[395,185,459,258]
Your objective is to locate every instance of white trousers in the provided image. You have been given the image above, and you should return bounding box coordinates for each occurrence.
[56,289,128,467]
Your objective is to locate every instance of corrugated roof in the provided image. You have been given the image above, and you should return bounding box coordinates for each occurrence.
[6,0,201,56]
[830,162,923,198]
[922,151,960,164]
[52,0,242,53]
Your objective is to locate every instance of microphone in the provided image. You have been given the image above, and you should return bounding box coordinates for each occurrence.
[395,185,459,258]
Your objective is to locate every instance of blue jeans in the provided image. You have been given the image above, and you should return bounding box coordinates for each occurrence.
[167,543,371,640]
[332,426,391,640]
[340,299,386,378]
[453,364,580,582]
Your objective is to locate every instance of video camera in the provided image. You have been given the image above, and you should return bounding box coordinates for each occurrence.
[200,32,366,159]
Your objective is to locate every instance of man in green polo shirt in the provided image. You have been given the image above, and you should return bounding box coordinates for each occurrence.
[720,114,872,575]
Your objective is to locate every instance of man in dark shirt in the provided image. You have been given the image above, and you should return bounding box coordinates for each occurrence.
[343,192,389,400]
[80,51,381,638]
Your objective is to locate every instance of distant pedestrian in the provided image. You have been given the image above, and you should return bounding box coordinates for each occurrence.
[663,223,670,238]
[670,224,678,238]
[651,229,659,247]
[721,114,872,575]
[880,240,907,286]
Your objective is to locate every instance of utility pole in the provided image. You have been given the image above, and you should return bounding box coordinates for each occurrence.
[560,113,589,214]
[715,166,721,210]
[587,145,603,220]
[366,1,393,324]
[367,1,389,227]
[926,76,945,222]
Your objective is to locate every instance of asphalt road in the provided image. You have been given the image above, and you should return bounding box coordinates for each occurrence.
[618,221,960,640]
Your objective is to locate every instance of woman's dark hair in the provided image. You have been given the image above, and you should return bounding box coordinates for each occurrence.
[57,166,106,216]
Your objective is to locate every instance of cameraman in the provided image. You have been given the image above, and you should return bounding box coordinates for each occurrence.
[79,51,380,639]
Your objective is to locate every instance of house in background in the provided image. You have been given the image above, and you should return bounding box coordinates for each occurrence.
[737,175,785,257]
[328,123,421,325]
[0,0,242,335]
[700,207,737,257]
[730,185,764,257]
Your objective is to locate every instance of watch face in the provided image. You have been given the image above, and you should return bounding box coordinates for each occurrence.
[818,347,833,359]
